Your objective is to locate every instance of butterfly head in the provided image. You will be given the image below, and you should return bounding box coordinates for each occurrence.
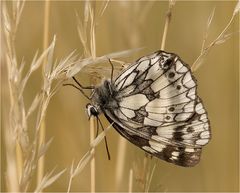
[86,103,100,118]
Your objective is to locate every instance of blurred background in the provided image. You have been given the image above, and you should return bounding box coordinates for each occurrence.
[1,1,239,192]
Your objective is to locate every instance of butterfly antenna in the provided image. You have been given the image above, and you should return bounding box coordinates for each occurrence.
[72,76,95,89]
[108,58,114,83]
[63,76,95,100]
[97,116,111,160]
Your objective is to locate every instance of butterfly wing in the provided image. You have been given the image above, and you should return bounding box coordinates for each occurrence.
[104,97,210,166]
[105,50,211,166]
[114,51,197,127]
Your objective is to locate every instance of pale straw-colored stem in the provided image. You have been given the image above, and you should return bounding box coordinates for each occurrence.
[142,155,148,191]
[128,169,133,193]
[161,12,170,50]
[90,116,96,192]
[161,1,175,50]
[5,130,20,192]
[16,141,23,182]
[37,0,50,187]
[115,137,127,190]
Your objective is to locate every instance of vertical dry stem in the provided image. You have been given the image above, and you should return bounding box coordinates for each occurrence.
[161,1,175,50]
[16,142,23,182]
[128,169,133,193]
[37,0,50,186]
[89,116,96,192]
[161,12,170,50]
[5,130,20,192]
[115,137,127,190]
[89,71,97,192]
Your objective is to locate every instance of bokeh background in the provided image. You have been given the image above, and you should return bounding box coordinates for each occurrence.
[1,1,239,192]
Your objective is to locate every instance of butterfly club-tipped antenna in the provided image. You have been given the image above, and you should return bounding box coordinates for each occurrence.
[107,57,114,83]
[63,76,95,100]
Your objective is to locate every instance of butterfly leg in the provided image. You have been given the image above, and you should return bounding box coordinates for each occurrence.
[95,117,99,138]
[96,116,111,160]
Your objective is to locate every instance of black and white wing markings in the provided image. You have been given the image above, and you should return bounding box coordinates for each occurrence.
[145,98,210,166]
[104,97,210,167]
[150,98,211,147]
[114,51,197,128]
[114,51,162,91]
[105,50,210,166]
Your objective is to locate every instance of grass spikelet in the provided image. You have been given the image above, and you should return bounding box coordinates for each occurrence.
[201,7,215,54]
[191,1,239,71]
[34,168,66,193]
[2,1,82,191]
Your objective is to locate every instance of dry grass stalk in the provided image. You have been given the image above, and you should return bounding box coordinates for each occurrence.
[145,161,157,192]
[89,2,97,184]
[201,7,216,54]
[34,168,66,193]
[3,1,26,191]
[67,124,113,193]
[2,1,84,191]
[90,115,96,193]
[128,168,133,193]
[191,1,240,71]
[133,155,156,192]
[161,0,176,50]
[4,32,73,191]
[115,137,127,190]
[37,0,51,187]
[76,1,109,59]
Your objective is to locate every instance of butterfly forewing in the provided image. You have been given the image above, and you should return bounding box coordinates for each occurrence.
[93,50,211,167]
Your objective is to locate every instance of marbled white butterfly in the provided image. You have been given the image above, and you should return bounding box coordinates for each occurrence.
[74,50,211,167]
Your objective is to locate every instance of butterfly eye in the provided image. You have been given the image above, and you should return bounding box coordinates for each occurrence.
[86,104,99,117]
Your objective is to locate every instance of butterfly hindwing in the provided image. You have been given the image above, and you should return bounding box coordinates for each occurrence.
[104,107,204,167]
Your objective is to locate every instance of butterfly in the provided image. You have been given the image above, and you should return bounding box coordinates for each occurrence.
[69,50,211,167]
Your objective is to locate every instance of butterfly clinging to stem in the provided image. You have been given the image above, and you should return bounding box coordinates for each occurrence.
[66,50,211,167]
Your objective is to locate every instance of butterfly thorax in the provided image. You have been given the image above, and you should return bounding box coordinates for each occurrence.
[91,80,119,113]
